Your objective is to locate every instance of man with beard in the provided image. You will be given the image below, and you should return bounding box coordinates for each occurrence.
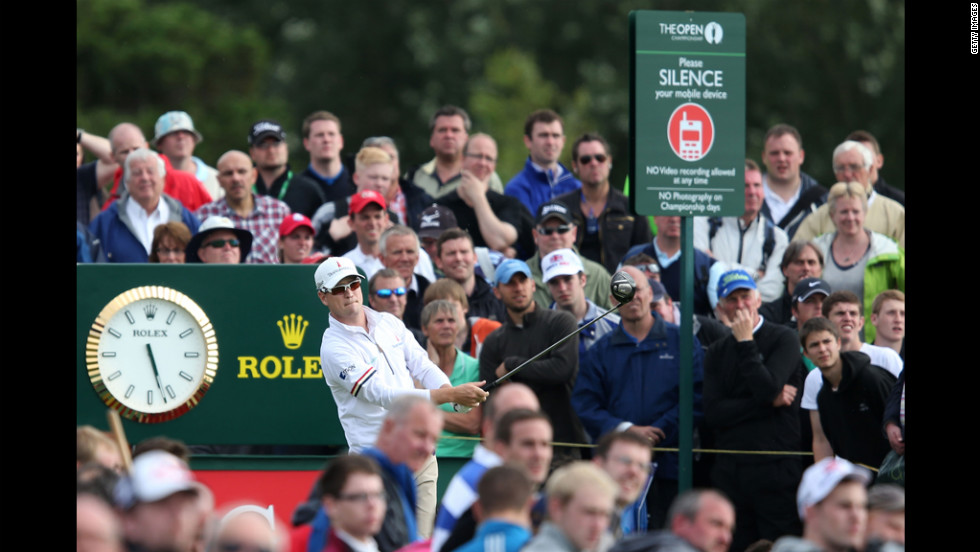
[479,259,587,468]
[195,150,290,264]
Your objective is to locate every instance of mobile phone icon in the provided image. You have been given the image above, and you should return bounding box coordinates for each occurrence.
[679,113,702,160]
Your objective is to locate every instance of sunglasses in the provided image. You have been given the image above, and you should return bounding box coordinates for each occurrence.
[205,239,240,249]
[632,262,660,274]
[537,224,572,236]
[374,287,407,298]
[326,279,362,295]
[577,154,608,165]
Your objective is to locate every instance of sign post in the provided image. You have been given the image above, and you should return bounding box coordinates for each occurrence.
[629,10,746,493]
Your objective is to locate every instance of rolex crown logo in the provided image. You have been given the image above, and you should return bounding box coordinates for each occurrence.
[277,314,309,350]
[144,305,157,320]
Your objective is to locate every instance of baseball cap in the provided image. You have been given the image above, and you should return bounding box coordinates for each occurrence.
[792,277,832,303]
[541,248,584,283]
[797,457,871,520]
[315,256,365,293]
[717,268,757,299]
[248,119,286,145]
[536,200,573,226]
[114,450,200,509]
[349,190,387,214]
[649,280,668,303]
[186,216,254,263]
[279,213,316,238]
[494,259,532,286]
[153,111,203,147]
[417,204,458,240]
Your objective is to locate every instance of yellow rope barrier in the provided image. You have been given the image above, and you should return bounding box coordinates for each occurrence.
[438,435,880,472]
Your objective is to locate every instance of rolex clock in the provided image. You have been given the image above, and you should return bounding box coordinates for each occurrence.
[86,286,218,423]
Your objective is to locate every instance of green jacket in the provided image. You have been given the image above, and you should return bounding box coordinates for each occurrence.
[814,230,904,343]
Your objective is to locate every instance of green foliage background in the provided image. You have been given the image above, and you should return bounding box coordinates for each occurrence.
[77,0,905,192]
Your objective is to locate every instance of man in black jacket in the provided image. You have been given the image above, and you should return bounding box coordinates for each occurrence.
[478,259,587,469]
[435,133,535,259]
[556,132,652,273]
[800,317,895,471]
[704,269,803,551]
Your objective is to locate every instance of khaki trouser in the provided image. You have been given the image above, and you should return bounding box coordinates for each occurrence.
[413,453,438,538]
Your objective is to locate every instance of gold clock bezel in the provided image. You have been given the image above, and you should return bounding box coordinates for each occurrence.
[85,285,218,423]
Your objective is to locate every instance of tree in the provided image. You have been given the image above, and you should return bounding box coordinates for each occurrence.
[77,0,280,166]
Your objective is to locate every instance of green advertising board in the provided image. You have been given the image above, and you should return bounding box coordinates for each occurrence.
[630,10,746,217]
[77,264,353,447]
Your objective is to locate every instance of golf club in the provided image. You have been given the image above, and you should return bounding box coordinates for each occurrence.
[481,269,637,392]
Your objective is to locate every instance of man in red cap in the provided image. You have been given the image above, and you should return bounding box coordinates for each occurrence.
[341,190,392,279]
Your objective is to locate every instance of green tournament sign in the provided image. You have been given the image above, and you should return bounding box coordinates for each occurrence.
[630,10,746,217]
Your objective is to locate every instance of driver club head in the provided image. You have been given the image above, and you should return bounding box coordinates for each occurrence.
[610,270,637,304]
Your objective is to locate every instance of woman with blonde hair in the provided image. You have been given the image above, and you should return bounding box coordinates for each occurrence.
[811,182,904,342]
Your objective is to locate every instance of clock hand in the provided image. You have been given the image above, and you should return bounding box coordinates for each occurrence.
[145,343,167,404]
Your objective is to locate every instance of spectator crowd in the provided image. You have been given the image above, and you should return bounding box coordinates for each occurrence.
[78,106,905,552]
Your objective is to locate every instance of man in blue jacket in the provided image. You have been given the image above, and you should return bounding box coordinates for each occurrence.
[89,148,200,262]
[504,109,581,217]
[572,265,705,531]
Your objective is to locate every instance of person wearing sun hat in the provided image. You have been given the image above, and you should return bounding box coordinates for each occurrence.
[703,267,804,550]
[186,215,253,264]
[153,110,222,200]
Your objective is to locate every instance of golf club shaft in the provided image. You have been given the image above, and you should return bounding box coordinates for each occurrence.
[482,300,626,392]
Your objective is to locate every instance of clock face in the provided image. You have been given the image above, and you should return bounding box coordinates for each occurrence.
[86,286,218,423]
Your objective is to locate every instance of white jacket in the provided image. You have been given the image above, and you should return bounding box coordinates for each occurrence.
[695,214,789,307]
[320,306,450,452]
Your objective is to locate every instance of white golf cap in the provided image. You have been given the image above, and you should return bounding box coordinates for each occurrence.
[314,257,364,293]
[796,456,871,520]
[541,248,584,283]
[115,450,201,509]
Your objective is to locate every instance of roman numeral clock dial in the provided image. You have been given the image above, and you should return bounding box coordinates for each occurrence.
[86,286,219,423]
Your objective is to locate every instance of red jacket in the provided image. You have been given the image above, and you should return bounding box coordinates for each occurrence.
[103,153,212,212]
